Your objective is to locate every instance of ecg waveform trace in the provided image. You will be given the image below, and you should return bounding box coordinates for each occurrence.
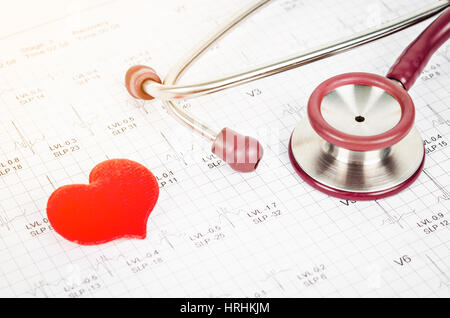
[0,0,448,298]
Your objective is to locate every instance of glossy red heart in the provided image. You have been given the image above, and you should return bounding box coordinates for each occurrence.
[47,159,159,245]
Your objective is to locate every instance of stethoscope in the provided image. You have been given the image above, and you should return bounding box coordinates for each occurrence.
[125,0,450,200]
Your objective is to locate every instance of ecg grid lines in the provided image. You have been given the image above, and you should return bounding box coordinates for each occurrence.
[0,0,448,297]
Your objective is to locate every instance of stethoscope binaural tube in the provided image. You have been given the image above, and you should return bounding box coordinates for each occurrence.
[125,0,449,173]
[289,8,450,200]
[125,65,264,172]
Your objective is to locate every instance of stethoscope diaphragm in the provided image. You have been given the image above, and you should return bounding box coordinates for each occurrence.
[289,73,425,200]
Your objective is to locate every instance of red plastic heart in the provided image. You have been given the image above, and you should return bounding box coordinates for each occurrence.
[46,159,159,245]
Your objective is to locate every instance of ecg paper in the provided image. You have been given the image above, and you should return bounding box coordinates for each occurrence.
[0,0,449,298]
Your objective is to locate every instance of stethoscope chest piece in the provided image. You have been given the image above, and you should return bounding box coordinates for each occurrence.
[289,73,425,200]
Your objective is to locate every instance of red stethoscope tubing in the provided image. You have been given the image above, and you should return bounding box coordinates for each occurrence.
[290,8,450,200]
[387,8,450,91]
[308,8,450,152]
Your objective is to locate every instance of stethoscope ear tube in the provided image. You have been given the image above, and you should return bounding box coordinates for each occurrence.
[387,8,450,90]
[124,0,449,174]
[125,66,264,172]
